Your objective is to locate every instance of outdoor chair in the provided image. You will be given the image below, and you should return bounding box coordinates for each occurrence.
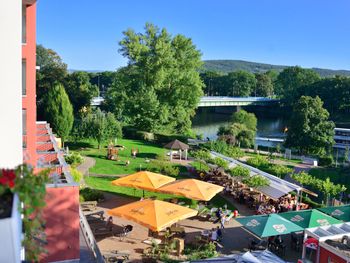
[118,224,133,241]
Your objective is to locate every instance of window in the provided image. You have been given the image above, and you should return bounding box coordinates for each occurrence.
[22,5,26,44]
[22,60,26,95]
[22,109,27,135]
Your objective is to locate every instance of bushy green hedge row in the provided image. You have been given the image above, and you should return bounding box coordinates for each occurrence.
[80,187,104,202]
[246,156,293,179]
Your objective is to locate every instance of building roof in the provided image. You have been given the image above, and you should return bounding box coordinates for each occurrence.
[164,139,189,150]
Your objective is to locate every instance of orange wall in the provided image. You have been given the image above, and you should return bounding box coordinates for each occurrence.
[22,3,37,166]
[41,186,80,262]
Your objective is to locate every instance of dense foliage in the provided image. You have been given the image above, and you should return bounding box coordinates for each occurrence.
[41,83,74,144]
[292,172,346,205]
[218,110,257,148]
[285,96,335,154]
[79,108,122,149]
[243,175,270,188]
[104,23,204,134]
[65,152,84,167]
[80,187,104,202]
[229,165,250,178]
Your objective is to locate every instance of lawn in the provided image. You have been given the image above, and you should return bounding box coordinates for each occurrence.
[67,138,166,175]
[85,176,237,210]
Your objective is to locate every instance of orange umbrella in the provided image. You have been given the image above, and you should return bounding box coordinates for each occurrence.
[111,171,176,192]
[108,199,198,231]
[157,179,224,201]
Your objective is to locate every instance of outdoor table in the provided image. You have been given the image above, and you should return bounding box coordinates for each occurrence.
[142,238,162,245]
[170,226,185,237]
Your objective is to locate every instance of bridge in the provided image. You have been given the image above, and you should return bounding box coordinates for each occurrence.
[198,96,279,107]
[91,96,279,107]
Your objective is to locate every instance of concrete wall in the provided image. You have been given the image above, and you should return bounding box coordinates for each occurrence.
[0,0,22,168]
[41,186,80,262]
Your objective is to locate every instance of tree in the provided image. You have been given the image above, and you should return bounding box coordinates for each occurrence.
[218,110,257,148]
[229,166,250,179]
[105,23,203,134]
[344,146,349,165]
[81,109,122,149]
[285,96,335,155]
[36,45,68,119]
[41,83,73,145]
[65,71,99,115]
[227,70,256,97]
[275,66,320,106]
[254,73,273,97]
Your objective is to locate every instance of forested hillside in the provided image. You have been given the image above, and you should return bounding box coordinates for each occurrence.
[203,59,350,77]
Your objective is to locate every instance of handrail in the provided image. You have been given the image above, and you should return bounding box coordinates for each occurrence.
[79,207,104,263]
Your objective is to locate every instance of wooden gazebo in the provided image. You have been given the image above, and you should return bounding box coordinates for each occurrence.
[164,139,189,161]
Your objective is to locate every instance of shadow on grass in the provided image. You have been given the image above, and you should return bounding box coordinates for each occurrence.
[66,141,94,150]
[136,152,158,159]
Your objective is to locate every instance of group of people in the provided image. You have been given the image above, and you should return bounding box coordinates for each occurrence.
[210,226,222,242]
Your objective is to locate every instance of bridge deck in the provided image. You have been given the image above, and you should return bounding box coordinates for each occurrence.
[198,96,279,107]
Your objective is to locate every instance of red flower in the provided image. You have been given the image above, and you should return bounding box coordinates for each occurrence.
[0,169,16,188]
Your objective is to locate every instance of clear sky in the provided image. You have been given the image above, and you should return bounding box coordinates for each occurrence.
[37,0,350,71]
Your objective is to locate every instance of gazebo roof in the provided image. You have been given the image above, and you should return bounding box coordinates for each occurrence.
[164,139,189,150]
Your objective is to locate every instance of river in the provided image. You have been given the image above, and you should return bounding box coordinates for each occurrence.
[191,110,287,147]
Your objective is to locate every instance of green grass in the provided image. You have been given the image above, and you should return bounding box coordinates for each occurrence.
[244,152,302,164]
[67,138,166,175]
[85,176,236,210]
[190,161,210,172]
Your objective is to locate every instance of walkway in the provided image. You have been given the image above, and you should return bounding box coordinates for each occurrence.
[77,156,96,176]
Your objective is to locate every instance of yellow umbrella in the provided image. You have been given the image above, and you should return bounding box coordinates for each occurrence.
[157,179,224,201]
[108,199,198,232]
[111,171,176,192]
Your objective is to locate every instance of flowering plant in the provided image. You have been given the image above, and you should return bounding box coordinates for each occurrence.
[0,164,49,261]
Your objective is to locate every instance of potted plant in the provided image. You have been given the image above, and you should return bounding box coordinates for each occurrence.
[0,165,49,262]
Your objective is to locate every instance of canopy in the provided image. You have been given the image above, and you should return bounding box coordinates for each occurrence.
[158,179,223,201]
[318,205,350,221]
[190,250,288,263]
[111,171,175,191]
[164,139,189,150]
[107,199,198,232]
[279,209,341,229]
[236,214,303,238]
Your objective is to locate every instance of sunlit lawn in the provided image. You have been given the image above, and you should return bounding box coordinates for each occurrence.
[67,138,166,175]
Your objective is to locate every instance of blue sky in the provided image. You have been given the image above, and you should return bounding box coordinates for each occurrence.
[37,0,350,71]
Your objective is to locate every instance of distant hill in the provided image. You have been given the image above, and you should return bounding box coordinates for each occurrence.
[202,60,350,77]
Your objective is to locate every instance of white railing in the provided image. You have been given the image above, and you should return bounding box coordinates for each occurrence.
[79,207,104,263]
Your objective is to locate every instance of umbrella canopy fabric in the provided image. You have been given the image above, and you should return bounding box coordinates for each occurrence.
[111,171,175,191]
[236,214,303,238]
[157,179,224,201]
[164,139,189,150]
[279,209,341,229]
[318,205,350,221]
[108,199,198,231]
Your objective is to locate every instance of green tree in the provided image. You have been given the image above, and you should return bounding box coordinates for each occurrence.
[285,96,335,154]
[243,175,269,188]
[65,71,99,115]
[36,45,68,120]
[227,70,257,97]
[275,66,320,106]
[232,110,257,131]
[105,23,203,134]
[344,146,349,165]
[229,166,250,179]
[41,83,73,146]
[254,72,273,97]
[82,109,122,149]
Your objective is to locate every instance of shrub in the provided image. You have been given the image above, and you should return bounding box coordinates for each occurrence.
[318,155,333,166]
[269,164,293,179]
[229,166,250,178]
[65,152,84,167]
[224,146,244,158]
[246,155,269,168]
[212,157,229,169]
[185,242,217,260]
[147,160,180,177]
[80,187,104,201]
[70,168,83,183]
[243,175,269,188]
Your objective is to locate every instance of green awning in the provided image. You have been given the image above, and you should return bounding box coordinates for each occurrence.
[236,214,303,238]
[318,205,350,221]
[279,209,341,228]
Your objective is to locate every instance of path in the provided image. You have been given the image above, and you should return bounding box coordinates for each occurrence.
[77,156,96,176]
